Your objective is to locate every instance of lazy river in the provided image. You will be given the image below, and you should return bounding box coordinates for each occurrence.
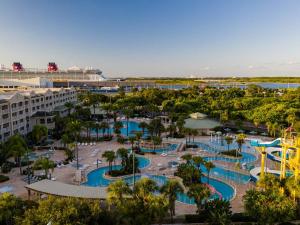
[83,156,235,204]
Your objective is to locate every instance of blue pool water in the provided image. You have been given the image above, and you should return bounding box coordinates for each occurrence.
[140,143,178,153]
[92,121,147,137]
[204,152,257,164]
[83,156,235,204]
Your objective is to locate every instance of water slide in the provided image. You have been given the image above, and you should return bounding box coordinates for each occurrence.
[250,138,281,148]
[249,138,282,181]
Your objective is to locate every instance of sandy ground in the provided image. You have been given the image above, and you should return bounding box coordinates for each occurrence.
[0,133,272,215]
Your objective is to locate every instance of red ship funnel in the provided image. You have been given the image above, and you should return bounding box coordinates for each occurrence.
[12,62,24,72]
[48,62,58,72]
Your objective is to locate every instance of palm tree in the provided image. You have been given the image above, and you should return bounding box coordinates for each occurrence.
[193,156,204,183]
[123,108,133,136]
[204,161,215,185]
[6,134,27,174]
[33,157,55,178]
[102,150,116,173]
[100,121,109,137]
[224,136,233,151]
[135,131,143,150]
[94,122,101,141]
[117,148,128,169]
[31,124,48,145]
[133,178,158,200]
[66,120,82,170]
[139,122,148,136]
[152,136,162,152]
[181,153,192,164]
[187,184,211,214]
[113,121,123,136]
[236,133,246,153]
[64,102,74,116]
[107,180,131,207]
[128,136,136,151]
[160,179,184,223]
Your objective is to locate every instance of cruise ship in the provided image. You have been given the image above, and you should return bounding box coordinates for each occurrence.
[0,62,121,82]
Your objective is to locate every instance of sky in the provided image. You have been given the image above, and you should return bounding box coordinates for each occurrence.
[1,0,300,77]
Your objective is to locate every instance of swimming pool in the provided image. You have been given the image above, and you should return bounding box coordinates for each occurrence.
[140,143,178,153]
[92,121,147,137]
[204,152,257,164]
[83,156,235,204]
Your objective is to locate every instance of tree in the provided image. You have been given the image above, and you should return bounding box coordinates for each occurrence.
[243,189,296,225]
[160,179,184,222]
[64,102,74,116]
[100,121,109,137]
[6,134,27,174]
[31,124,48,145]
[107,180,131,207]
[138,121,148,136]
[113,121,123,136]
[102,151,116,173]
[0,193,27,225]
[181,153,193,164]
[33,157,55,178]
[192,156,204,183]
[205,199,232,225]
[128,136,136,151]
[204,161,215,185]
[224,136,233,151]
[151,136,162,152]
[123,108,133,136]
[135,131,143,151]
[117,148,128,169]
[20,196,106,225]
[187,184,211,214]
[236,133,246,153]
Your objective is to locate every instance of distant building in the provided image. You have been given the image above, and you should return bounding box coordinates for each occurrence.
[0,87,77,142]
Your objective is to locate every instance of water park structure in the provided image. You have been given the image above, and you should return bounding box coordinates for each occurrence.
[250,128,300,190]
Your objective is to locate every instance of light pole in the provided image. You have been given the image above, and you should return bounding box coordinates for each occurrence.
[133,150,135,186]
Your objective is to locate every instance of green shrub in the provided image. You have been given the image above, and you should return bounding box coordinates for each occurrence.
[220,149,242,158]
[1,162,13,173]
[0,174,9,183]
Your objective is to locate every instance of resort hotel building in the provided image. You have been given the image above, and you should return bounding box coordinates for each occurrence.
[0,87,77,142]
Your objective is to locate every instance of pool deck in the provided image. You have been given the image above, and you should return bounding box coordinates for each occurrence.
[0,134,274,215]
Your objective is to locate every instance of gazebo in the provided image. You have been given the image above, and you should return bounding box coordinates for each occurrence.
[184,113,221,135]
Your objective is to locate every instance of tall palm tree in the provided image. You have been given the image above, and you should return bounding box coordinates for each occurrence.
[31,124,48,145]
[117,148,128,169]
[123,108,133,136]
[135,131,143,150]
[6,134,27,174]
[193,156,204,183]
[102,150,116,173]
[100,121,109,137]
[224,136,233,151]
[133,178,158,200]
[187,184,211,214]
[33,157,55,178]
[113,121,123,136]
[236,133,246,153]
[66,120,82,169]
[152,136,162,152]
[160,179,184,223]
[138,122,148,136]
[64,102,74,116]
[128,136,136,151]
[94,122,101,141]
[204,161,215,185]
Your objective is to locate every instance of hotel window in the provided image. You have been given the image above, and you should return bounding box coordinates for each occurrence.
[2,114,8,119]
[40,119,45,124]
[2,105,8,110]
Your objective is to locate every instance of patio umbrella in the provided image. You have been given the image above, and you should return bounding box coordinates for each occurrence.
[224,128,231,132]
[249,131,257,135]
[237,129,244,133]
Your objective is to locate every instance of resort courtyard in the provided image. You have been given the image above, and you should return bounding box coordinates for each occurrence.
[1,119,266,215]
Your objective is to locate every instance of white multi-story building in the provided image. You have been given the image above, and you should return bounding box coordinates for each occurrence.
[0,87,77,142]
